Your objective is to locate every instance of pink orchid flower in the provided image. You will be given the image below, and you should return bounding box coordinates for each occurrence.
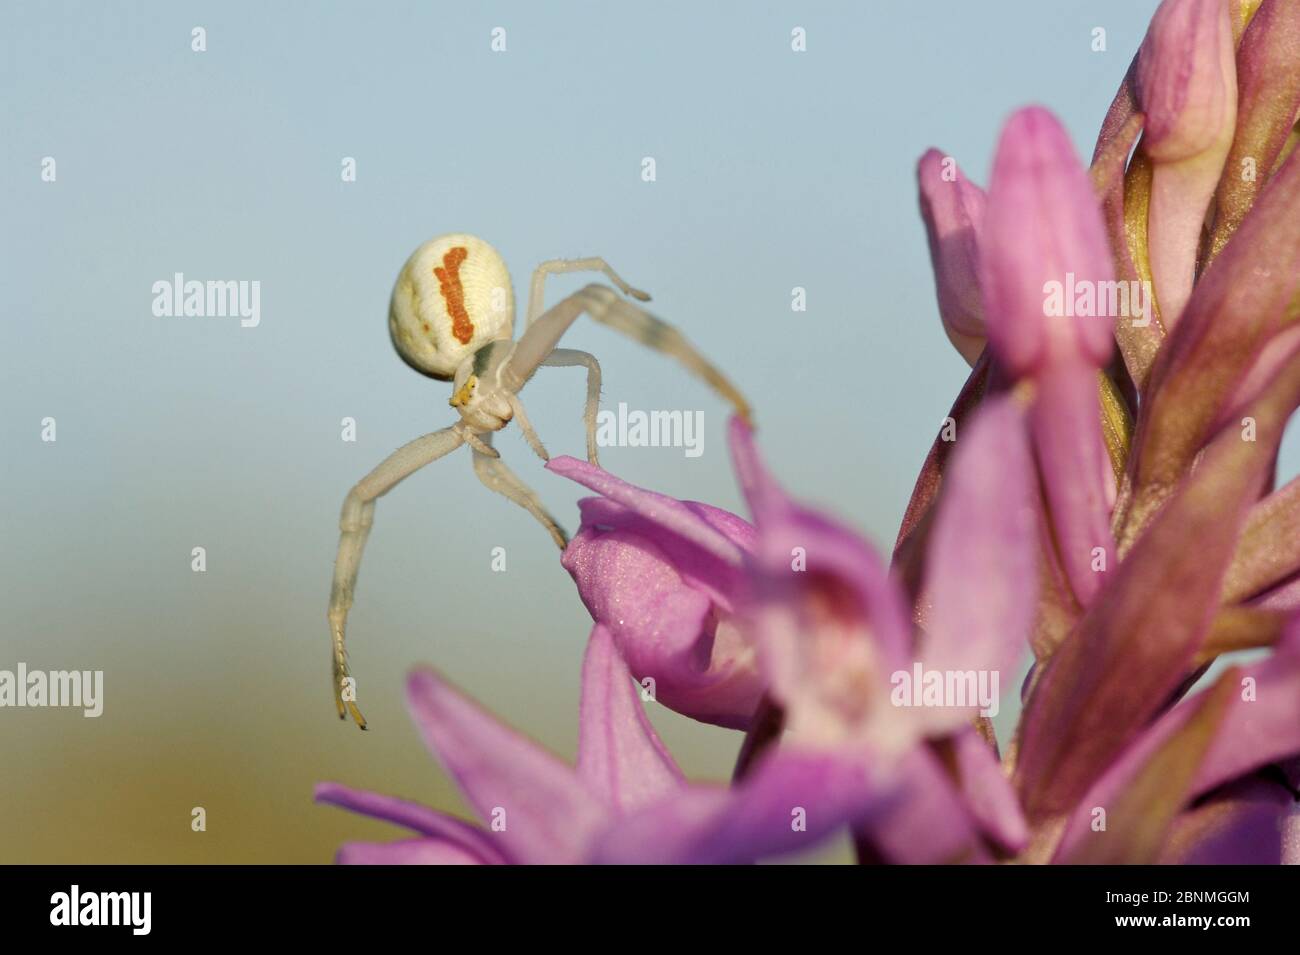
[551,398,1035,863]
[317,401,1039,865]
[316,625,683,864]
[553,467,764,730]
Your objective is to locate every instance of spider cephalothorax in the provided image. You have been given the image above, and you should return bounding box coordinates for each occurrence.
[327,233,752,727]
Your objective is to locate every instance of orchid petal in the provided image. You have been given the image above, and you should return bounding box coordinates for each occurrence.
[748,509,915,748]
[1089,57,1163,386]
[1091,61,1140,183]
[914,397,1037,731]
[314,782,509,864]
[594,746,891,865]
[576,624,685,812]
[1160,776,1292,864]
[1054,669,1237,863]
[1030,364,1117,604]
[547,456,763,729]
[1217,325,1300,434]
[1016,402,1283,823]
[1193,630,1300,796]
[729,416,918,750]
[1126,149,1300,526]
[726,415,794,526]
[1093,109,1165,388]
[1196,606,1287,666]
[729,417,913,664]
[917,148,987,366]
[546,456,746,568]
[1285,804,1300,864]
[405,669,610,864]
[892,353,991,590]
[1253,573,1300,612]
[949,729,1029,854]
[1027,532,1085,661]
[561,520,761,729]
[761,507,913,662]
[855,746,990,864]
[1091,52,1165,385]
[336,838,493,865]
[1224,474,1300,603]
[1053,622,1300,861]
[571,495,751,610]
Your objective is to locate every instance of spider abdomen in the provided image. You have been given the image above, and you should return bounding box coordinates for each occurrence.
[389,233,515,379]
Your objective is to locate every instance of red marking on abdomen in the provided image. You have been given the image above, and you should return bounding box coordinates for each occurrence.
[434,247,475,344]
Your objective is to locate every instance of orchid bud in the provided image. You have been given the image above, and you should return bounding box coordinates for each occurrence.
[1136,0,1237,322]
[980,106,1114,376]
[980,106,1116,605]
[917,149,987,366]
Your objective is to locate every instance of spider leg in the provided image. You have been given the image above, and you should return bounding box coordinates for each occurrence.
[526,257,650,326]
[328,425,466,728]
[506,392,550,462]
[541,348,602,465]
[504,284,752,424]
[462,430,499,457]
[470,432,568,549]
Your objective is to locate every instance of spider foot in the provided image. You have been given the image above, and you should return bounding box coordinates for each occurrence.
[332,635,368,730]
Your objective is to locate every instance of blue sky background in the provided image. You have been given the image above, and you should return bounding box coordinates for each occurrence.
[3,1,1286,862]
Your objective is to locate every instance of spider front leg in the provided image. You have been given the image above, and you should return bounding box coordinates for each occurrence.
[328,425,466,728]
[469,432,568,548]
[504,284,752,425]
[541,348,602,465]
[526,257,650,326]
[505,393,550,462]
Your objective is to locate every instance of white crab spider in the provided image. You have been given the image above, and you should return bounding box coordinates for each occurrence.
[328,233,751,727]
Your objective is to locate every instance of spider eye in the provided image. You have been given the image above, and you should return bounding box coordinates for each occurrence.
[449,375,478,409]
[389,234,514,380]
